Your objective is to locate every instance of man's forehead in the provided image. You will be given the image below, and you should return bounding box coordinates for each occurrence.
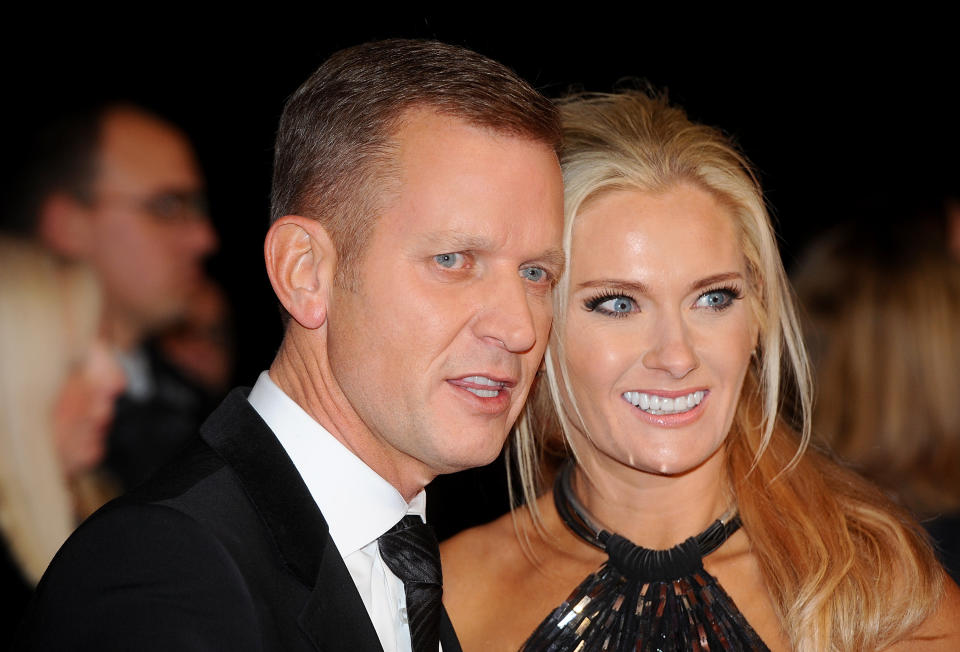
[391,107,553,160]
[96,109,202,191]
[421,229,563,263]
[361,106,563,271]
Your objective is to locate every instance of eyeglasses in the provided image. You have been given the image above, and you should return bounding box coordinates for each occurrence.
[91,190,209,223]
[142,191,209,223]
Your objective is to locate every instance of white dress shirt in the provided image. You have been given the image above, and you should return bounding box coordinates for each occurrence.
[117,347,154,399]
[247,371,433,652]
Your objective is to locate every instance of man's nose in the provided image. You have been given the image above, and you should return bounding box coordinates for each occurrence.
[641,312,699,379]
[91,339,127,399]
[183,215,218,257]
[474,275,539,354]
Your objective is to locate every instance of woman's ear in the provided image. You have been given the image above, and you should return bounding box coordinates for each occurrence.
[264,215,337,330]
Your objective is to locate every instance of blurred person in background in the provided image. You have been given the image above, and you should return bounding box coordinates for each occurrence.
[156,277,234,398]
[947,197,960,260]
[7,103,221,490]
[0,237,125,637]
[794,214,960,584]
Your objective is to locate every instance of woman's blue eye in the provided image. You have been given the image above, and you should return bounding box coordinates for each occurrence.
[585,294,636,316]
[435,253,464,269]
[603,297,635,313]
[521,267,547,283]
[696,288,738,310]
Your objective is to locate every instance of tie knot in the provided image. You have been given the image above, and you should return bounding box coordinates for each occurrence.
[378,516,442,586]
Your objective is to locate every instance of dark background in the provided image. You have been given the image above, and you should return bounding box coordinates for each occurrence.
[3,14,957,537]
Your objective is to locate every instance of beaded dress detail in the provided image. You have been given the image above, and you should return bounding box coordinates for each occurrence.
[522,463,770,652]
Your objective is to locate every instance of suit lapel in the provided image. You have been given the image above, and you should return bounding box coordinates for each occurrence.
[298,536,384,652]
[201,390,327,582]
[201,390,460,652]
[200,390,382,652]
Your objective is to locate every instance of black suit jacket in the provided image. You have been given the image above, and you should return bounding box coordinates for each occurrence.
[15,389,463,652]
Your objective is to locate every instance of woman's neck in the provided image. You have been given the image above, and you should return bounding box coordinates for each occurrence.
[571,447,732,550]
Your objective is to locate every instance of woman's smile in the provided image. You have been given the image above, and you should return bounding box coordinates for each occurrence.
[560,183,758,477]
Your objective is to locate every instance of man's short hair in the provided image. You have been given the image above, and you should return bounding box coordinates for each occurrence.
[3,106,103,235]
[270,38,562,288]
[2,102,179,237]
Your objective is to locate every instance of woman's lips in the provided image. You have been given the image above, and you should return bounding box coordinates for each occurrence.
[621,389,709,426]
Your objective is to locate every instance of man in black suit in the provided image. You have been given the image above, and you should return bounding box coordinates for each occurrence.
[16,39,564,651]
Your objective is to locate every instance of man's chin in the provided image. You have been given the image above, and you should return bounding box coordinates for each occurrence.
[140,303,190,336]
[424,437,507,477]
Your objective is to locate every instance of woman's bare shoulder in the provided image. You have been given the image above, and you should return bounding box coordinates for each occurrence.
[885,577,960,651]
[441,499,605,652]
[441,510,521,577]
[441,510,542,651]
[441,509,538,612]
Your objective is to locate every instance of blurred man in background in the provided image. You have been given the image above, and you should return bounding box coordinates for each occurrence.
[10,103,221,489]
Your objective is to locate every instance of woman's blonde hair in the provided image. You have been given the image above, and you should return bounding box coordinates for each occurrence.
[511,91,944,651]
[795,220,960,516]
[0,237,104,583]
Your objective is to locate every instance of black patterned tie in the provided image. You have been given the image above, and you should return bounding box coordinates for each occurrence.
[378,515,442,652]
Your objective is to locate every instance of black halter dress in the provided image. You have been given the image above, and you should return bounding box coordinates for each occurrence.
[521,463,770,652]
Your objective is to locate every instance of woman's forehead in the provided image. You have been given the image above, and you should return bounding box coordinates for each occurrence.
[569,185,745,285]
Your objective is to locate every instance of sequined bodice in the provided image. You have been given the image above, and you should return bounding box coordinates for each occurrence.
[521,464,770,652]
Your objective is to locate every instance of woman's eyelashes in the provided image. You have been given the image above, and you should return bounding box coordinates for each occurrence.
[583,285,744,317]
[695,285,743,311]
[584,293,637,317]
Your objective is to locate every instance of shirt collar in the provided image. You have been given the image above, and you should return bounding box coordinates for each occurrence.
[247,371,425,557]
[117,347,154,399]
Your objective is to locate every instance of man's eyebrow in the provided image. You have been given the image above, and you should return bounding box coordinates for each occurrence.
[534,248,566,276]
[422,231,492,251]
[421,232,566,275]
[576,279,649,294]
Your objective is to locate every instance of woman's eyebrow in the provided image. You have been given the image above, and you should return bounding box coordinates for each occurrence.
[688,272,743,292]
[576,272,744,295]
[576,279,649,294]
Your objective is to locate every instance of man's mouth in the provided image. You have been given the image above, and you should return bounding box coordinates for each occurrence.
[457,375,508,398]
[622,390,705,415]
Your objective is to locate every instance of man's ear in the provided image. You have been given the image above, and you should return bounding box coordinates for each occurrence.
[264,215,337,330]
[37,193,94,257]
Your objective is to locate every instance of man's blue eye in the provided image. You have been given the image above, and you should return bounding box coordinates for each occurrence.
[521,267,547,282]
[435,253,464,269]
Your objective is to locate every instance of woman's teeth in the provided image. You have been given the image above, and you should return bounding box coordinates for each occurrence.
[462,375,505,398]
[622,390,705,415]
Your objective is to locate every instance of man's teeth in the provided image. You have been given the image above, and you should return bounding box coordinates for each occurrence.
[465,389,499,398]
[622,390,705,415]
[462,376,505,398]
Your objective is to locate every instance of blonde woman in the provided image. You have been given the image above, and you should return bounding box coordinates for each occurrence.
[795,219,960,584]
[0,238,125,634]
[441,91,960,651]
